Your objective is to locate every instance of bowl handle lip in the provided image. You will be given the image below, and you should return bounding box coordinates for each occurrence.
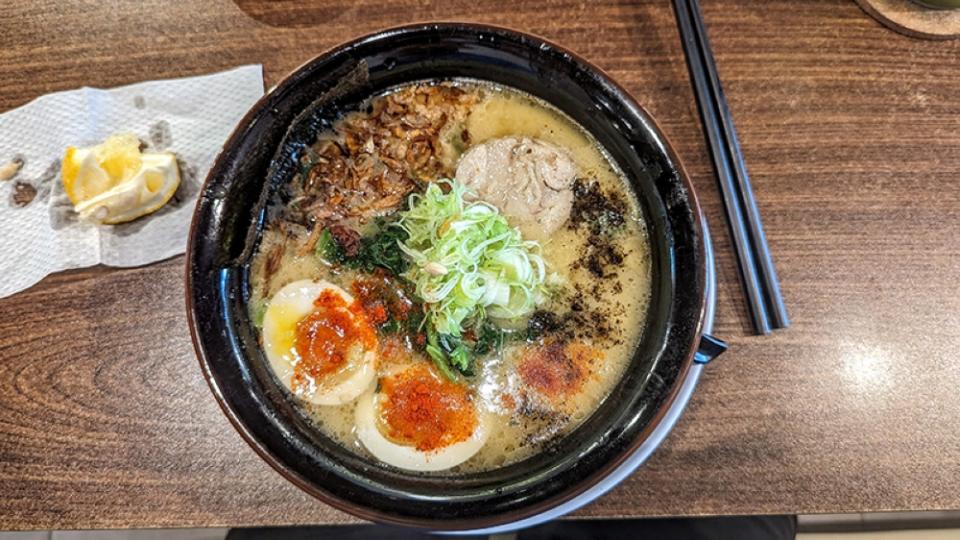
[695,334,728,364]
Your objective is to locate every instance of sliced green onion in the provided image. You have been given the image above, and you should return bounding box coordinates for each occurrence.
[397,179,555,377]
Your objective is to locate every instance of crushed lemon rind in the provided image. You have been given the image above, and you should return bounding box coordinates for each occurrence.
[61,134,180,225]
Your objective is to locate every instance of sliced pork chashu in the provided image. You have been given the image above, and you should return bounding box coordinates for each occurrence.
[455,137,575,239]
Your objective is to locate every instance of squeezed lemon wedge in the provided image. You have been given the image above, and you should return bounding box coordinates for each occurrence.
[61,134,180,224]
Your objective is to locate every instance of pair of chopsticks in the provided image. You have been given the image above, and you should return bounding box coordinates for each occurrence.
[671,0,789,335]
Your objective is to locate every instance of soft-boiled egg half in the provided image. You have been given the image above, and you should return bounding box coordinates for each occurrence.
[356,362,489,472]
[262,280,377,405]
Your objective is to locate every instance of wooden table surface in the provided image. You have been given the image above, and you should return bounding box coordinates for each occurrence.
[1,0,959,531]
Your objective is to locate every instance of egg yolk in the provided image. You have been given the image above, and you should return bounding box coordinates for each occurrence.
[292,290,375,392]
[378,364,477,452]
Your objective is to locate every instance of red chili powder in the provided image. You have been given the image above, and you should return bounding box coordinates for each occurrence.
[292,289,375,391]
[379,364,477,452]
[518,341,602,399]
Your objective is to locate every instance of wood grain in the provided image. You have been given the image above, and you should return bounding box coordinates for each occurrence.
[1,0,959,530]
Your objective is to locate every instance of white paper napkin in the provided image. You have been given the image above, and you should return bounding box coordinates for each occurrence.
[0,65,264,298]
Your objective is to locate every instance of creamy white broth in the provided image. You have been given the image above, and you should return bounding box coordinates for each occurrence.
[249,81,650,473]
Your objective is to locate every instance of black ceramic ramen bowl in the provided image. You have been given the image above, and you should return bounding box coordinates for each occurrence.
[187,22,722,530]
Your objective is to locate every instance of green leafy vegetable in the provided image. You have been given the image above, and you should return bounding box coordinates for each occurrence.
[251,301,268,329]
[437,333,472,375]
[379,318,402,334]
[473,321,506,356]
[349,222,409,275]
[426,325,460,381]
[316,228,345,264]
[317,220,409,275]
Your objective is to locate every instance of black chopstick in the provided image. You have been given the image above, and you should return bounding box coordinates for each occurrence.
[683,0,789,331]
[672,0,789,334]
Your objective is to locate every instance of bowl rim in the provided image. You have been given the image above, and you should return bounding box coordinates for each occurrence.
[185,21,708,530]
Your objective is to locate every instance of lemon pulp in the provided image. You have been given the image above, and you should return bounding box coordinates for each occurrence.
[61,134,180,224]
